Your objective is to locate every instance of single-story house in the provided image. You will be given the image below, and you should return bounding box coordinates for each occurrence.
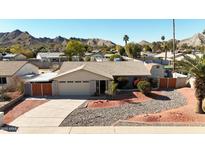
[145,63,165,78]
[154,52,183,61]
[175,53,203,61]
[26,61,151,96]
[0,61,39,90]
[84,52,107,62]
[3,53,27,61]
[36,52,67,62]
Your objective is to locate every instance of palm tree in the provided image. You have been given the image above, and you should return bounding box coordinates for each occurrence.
[173,19,176,72]
[202,30,205,54]
[123,35,129,46]
[203,29,205,35]
[161,36,167,60]
[177,54,205,113]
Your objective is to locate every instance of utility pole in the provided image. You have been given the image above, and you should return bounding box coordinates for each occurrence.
[173,19,176,72]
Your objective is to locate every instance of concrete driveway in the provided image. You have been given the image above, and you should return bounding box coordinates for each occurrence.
[10,99,86,127]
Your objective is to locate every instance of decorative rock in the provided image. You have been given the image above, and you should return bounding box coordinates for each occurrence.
[60,90,186,126]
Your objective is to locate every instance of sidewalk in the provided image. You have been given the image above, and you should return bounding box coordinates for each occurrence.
[1,126,205,134]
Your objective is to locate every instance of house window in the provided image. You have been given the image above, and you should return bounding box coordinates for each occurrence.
[59,81,66,83]
[156,66,160,69]
[67,81,73,83]
[83,81,89,83]
[0,77,7,84]
[75,81,81,83]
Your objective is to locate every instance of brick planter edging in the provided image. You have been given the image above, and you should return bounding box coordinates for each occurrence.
[0,94,24,112]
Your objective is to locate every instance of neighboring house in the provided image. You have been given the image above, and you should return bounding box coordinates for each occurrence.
[175,53,203,61]
[85,52,105,61]
[154,52,182,64]
[145,63,165,78]
[3,53,27,61]
[26,61,151,96]
[36,52,67,62]
[0,61,39,90]
[91,52,105,62]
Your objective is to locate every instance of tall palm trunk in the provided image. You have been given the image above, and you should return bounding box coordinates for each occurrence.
[194,77,205,113]
[164,41,167,60]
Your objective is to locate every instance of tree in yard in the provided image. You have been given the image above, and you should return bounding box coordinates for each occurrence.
[116,45,125,56]
[151,41,162,52]
[123,35,129,46]
[161,35,167,60]
[142,45,152,52]
[64,40,86,61]
[125,43,142,58]
[176,55,205,113]
[137,81,151,95]
[10,44,34,58]
[203,29,205,35]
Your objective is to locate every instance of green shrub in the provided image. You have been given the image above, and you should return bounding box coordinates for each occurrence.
[109,54,121,61]
[137,81,151,95]
[84,56,91,61]
[107,81,118,96]
[17,81,24,94]
[0,93,11,101]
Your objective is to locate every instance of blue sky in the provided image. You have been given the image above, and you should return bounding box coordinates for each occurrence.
[0,19,205,45]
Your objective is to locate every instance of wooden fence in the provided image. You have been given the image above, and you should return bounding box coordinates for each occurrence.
[159,78,177,89]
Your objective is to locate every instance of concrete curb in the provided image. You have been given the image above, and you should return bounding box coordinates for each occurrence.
[1,126,205,134]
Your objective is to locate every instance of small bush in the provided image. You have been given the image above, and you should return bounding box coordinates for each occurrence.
[107,81,118,96]
[0,93,11,101]
[84,56,91,61]
[137,81,151,95]
[109,54,121,61]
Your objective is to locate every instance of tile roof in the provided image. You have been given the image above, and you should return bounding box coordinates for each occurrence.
[0,61,28,76]
[58,61,151,78]
[37,52,65,58]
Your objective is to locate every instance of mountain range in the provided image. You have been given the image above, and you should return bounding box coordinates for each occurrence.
[178,33,205,47]
[0,30,116,52]
[139,33,205,47]
[0,29,205,53]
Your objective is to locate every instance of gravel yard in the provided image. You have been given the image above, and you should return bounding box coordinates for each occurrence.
[60,90,186,126]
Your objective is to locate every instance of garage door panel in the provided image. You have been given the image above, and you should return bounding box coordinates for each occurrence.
[32,83,42,96]
[58,82,91,96]
[42,83,52,96]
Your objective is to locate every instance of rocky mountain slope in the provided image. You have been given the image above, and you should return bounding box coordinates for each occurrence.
[178,33,205,47]
[0,29,116,52]
[138,40,151,46]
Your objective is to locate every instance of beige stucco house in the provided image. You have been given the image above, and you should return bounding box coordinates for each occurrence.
[26,61,151,96]
[0,61,39,90]
[3,53,27,61]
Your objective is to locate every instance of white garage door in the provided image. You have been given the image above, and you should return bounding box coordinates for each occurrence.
[58,81,91,95]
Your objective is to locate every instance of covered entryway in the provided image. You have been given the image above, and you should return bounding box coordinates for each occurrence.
[31,83,52,96]
[58,81,91,96]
